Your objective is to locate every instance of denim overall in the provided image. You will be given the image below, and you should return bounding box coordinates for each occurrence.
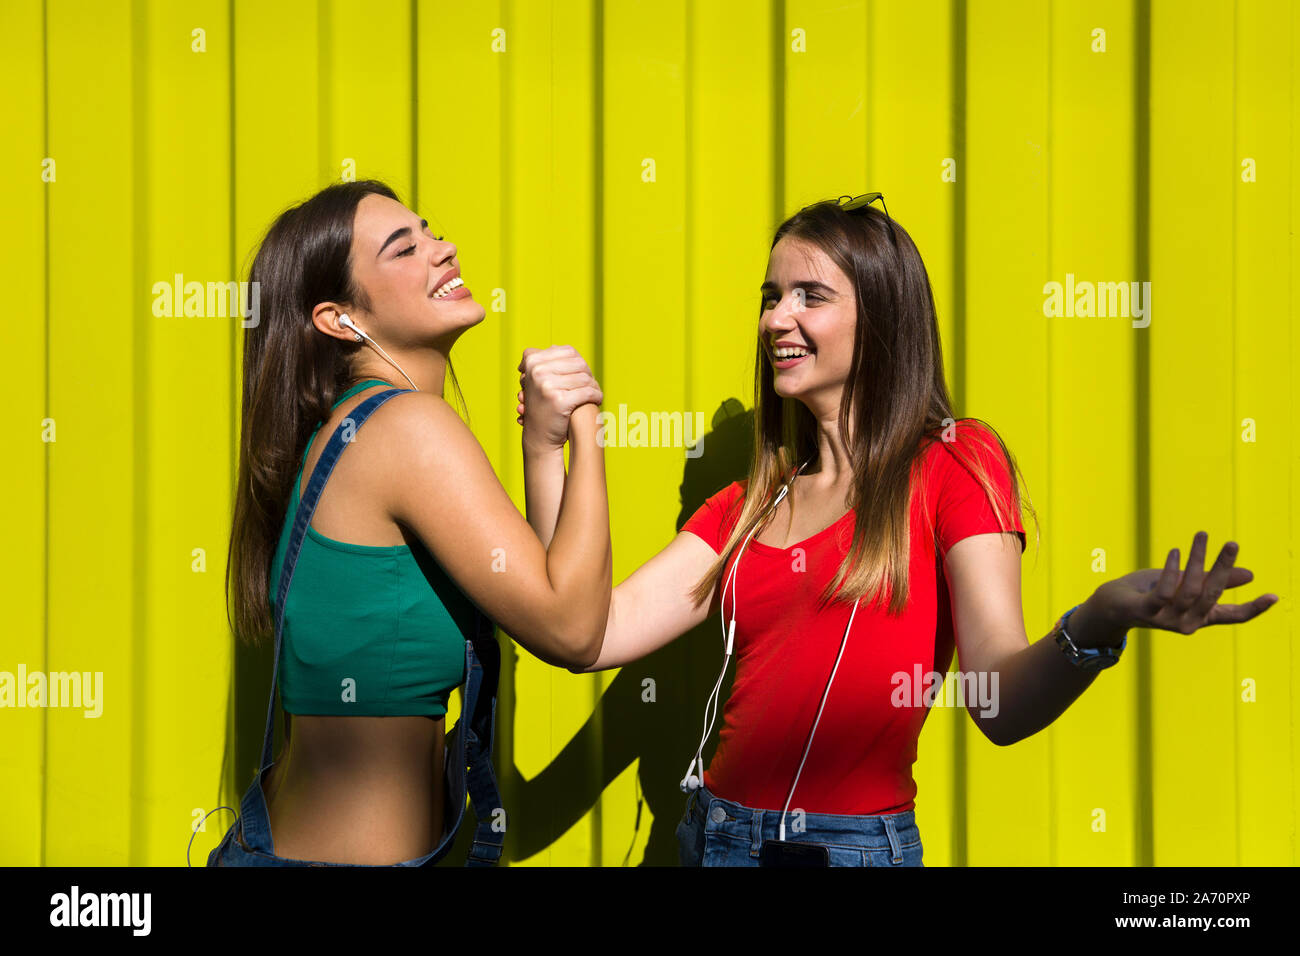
[207,387,506,867]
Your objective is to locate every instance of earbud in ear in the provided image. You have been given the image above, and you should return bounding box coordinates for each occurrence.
[339,313,364,343]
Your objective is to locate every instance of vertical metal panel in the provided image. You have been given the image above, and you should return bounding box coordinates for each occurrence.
[1149,0,1240,864]
[42,0,137,865]
[0,0,50,868]
[1044,0,1141,867]
[964,0,1055,866]
[1231,0,1295,868]
[138,0,235,865]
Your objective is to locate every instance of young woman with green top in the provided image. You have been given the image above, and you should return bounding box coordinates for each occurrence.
[216,179,611,866]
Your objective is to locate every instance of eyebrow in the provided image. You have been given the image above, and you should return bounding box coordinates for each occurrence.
[760,279,836,295]
[377,218,429,258]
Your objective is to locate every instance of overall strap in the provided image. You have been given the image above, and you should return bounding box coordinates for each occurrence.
[297,380,400,473]
[260,387,411,771]
[419,611,505,867]
[462,614,504,866]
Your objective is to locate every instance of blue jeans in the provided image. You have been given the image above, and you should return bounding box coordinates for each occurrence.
[675,783,924,867]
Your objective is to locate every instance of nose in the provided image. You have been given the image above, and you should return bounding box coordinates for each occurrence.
[761,297,799,337]
[428,236,456,263]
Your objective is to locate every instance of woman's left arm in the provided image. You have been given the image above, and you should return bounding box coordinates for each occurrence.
[947,530,1280,746]
[515,345,602,548]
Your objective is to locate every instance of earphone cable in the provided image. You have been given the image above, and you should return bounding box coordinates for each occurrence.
[778,595,861,841]
[680,458,811,792]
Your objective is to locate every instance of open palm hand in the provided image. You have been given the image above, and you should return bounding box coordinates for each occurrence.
[1092,531,1279,635]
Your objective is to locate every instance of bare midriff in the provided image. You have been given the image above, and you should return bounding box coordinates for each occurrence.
[261,713,447,865]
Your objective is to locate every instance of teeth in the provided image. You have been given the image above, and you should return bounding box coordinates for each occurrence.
[432,275,464,299]
[774,346,810,359]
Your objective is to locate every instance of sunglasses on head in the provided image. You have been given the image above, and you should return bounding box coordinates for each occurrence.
[803,192,900,251]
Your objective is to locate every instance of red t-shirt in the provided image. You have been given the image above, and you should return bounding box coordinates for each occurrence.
[680,422,1026,816]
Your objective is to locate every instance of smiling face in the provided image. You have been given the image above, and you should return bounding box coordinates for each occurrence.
[759,236,858,412]
[344,193,486,348]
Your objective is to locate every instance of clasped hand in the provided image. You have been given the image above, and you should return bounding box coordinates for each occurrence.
[516,345,603,451]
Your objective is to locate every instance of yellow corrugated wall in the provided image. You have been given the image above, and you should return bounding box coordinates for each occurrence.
[1,0,1295,866]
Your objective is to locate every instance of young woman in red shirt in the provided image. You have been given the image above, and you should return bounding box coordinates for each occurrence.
[517,193,1278,867]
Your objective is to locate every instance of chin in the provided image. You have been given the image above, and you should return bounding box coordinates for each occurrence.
[435,305,487,349]
[771,376,803,400]
[437,301,487,338]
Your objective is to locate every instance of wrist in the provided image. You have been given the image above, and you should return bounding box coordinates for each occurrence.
[1067,594,1129,650]
[569,403,600,444]
[522,434,566,458]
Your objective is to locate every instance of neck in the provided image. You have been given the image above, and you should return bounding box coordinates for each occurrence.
[804,398,854,486]
[353,344,448,395]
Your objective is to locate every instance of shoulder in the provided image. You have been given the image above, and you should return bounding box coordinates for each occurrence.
[919,419,1009,476]
[689,479,746,517]
[714,478,748,515]
[366,390,463,434]
[682,478,746,541]
[364,391,481,468]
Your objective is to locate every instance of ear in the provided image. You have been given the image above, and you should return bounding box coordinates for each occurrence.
[310,302,359,342]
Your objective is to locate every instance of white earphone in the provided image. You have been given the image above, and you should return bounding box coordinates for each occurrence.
[338,313,420,392]
[679,457,862,843]
[681,459,811,794]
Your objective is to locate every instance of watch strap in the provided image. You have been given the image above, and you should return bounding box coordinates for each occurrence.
[1055,604,1126,670]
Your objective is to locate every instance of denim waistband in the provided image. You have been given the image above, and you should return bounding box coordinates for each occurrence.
[689,783,916,836]
[680,783,922,866]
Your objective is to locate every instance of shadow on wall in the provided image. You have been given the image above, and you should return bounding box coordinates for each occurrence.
[214,398,756,867]
[497,398,756,866]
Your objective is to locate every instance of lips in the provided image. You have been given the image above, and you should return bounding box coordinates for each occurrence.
[430,267,460,296]
[769,339,815,366]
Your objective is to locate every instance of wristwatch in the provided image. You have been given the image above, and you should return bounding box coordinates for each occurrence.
[1054,604,1126,672]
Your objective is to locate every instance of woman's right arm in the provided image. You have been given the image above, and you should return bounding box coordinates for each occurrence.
[510,345,725,672]
[568,530,721,673]
[377,393,612,670]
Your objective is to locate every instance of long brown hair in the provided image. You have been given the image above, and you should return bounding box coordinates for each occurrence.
[225,179,466,647]
[689,199,1039,616]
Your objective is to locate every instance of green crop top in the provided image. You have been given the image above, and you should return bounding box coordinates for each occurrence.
[268,379,473,717]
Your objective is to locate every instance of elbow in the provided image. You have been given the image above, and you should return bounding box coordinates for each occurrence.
[563,645,601,674]
[564,643,595,673]
[987,724,1029,747]
[551,615,604,673]
[557,583,612,673]
[971,711,1016,747]
[565,623,605,673]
